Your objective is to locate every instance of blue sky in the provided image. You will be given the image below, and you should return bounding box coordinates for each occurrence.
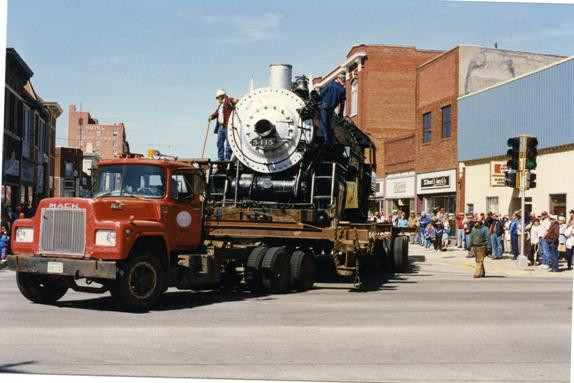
[6,0,574,159]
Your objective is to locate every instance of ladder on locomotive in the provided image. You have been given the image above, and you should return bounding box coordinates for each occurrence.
[310,161,343,207]
[208,161,233,206]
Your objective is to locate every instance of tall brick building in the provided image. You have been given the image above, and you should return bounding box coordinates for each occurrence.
[414,45,563,214]
[315,45,442,176]
[68,105,129,160]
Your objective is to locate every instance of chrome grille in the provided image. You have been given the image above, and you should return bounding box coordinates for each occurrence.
[40,208,86,256]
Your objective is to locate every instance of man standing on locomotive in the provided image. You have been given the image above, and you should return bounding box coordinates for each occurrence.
[319,73,346,147]
[208,89,237,161]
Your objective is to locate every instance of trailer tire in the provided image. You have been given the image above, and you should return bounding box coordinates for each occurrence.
[261,247,291,294]
[290,250,315,291]
[110,252,165,311]
[379,238,393,273]
[393,236,409,273]
[16,272,69,304]
[245,246,267,293]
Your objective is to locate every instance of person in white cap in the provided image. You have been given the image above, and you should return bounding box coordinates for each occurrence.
[318,73,346,147]
[208,89,237,161]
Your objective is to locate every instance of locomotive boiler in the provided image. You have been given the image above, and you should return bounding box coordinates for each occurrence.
[208,64,376,226]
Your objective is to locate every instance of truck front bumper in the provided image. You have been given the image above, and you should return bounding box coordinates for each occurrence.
[6,255,117,280]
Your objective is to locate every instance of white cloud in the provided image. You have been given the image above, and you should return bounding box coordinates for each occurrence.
[177,10,283,42]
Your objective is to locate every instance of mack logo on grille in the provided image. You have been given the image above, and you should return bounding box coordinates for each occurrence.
[48,203,80,209]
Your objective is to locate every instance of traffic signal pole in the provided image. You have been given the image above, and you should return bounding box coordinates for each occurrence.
[517,135,529,268]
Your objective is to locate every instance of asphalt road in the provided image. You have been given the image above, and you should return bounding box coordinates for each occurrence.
[0,245,572,383]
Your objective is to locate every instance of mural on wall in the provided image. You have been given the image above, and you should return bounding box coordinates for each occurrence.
[460,47,564,96]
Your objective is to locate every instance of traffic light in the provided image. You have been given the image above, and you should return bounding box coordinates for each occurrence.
[506,137,520,170]
[525,137,538,170]
[527,172,537,189]
[504,169,517,188]
[505,137,520,189]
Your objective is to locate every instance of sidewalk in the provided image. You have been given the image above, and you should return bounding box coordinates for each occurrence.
[409,243,574,278]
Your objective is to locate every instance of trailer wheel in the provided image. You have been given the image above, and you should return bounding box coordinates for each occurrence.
[261,247,291,294]
[245,246,267,293]
[393,236,409,273]
[110,252,165,311]
[290,250,316,291]
[379,238,393,273]
[16,272,69,304]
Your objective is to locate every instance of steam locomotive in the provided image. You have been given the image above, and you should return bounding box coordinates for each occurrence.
[208,64,376,226]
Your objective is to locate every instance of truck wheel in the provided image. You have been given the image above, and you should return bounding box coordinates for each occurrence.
[244,246,267,293]
[261,247,291,294]
[379,238,394,273]
[16,272,69,304]
[290,250,316,291]
[110,253,165,311]
[393,236,409,273]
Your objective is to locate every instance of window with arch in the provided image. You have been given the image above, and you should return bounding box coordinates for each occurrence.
[350,79,358,116]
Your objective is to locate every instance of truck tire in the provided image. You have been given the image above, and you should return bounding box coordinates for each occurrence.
[110,252,166,311]
[380,238,393,273]
[261,247,291,294]
[16,272,69,304]
[393,236,409,273]
[244,246,267,293]
[290,250,315,291]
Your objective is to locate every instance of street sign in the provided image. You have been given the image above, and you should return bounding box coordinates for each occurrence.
[490,161,508,187]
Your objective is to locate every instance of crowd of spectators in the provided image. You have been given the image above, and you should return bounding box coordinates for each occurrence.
[368,207,574,272]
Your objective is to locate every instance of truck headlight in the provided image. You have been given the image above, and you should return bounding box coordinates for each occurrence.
[15,227,34,243]
[95,230,116,247]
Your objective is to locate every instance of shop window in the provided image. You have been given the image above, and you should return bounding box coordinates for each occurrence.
[441,105,451,138]
[423,112,431,143]
[350,79,358,116]
[486,197,499,213]
[549,194,566,217]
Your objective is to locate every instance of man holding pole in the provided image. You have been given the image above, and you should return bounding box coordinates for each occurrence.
[208,89,237,161]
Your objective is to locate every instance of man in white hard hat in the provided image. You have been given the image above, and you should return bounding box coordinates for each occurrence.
[208,89,237,161]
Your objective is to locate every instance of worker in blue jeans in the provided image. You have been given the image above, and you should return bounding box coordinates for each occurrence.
[319,73,346,146]
[209,89,237,161]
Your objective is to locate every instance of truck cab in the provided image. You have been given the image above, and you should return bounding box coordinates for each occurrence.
[8,156,209,310]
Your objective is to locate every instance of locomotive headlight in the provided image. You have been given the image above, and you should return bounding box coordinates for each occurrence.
[95,230,116,247]
[15,227,34,243]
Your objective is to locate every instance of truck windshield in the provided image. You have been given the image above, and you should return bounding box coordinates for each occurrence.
[94,165,166,199]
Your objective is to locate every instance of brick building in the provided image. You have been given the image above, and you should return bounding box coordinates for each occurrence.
[414,45,563,214]
[3,48,61,211]
[383,133,416,214]
[68,104,129,160]
[314,44,442,178]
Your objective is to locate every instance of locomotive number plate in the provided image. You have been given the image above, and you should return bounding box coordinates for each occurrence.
[250,138,276,148]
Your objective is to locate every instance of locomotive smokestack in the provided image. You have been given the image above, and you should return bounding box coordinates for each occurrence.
[269,64,292,90]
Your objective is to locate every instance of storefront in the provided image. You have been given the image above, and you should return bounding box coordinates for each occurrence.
[385,171,415,215]
[2,134,22,208]
[416,169,457,214]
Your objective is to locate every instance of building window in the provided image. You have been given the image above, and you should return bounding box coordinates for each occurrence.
[441,105,451,138]
[113,131,118,137]
[350,79,358,116]
[23,105,31,143]
[112,141,117,147]
[466,203,474,215]
[486,197,499,213]
[39,119,46,154]
[549,194,567,217]
[422,112,431,143]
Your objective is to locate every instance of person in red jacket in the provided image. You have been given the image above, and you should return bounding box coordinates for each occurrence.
[208,89,237,161]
